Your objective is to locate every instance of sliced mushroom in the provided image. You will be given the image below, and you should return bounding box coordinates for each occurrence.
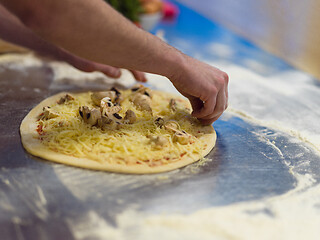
[97,116,113,130]
[88,108,101,126]
[124,110,136,124]
[99,97,125,127]
[131,84,143,92]
[162,120,190,144]
[131,93,152,112]
[79,106,101,126]
[114,95,123,105]
[154,116,164,128]
[173,131,190,145]
[100,97,113,108]
[141,88,153,98]
[111,87,121,96]
[169,99,177,111]
[110,87,123,104]
[41,106,58,120]
[164,120,180,133]
[91,91,116,106]
[57,94,74,104]
[100,97,122,116]
[131,84,153,98]
[147,135,168,149]
[113,113,122,120]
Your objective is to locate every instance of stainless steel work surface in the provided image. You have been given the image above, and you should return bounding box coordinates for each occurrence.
[1,2,320,239]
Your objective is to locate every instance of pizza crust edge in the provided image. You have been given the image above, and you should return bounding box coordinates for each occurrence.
[20,92,216,174]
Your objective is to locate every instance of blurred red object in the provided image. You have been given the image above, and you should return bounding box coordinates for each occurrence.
[163,1,179,19]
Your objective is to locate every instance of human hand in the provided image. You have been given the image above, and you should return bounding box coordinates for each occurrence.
[65,54,147,82]
[169,55,228,125]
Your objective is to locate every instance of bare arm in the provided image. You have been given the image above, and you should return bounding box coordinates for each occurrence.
[1,0,228,124]
[0,4,147,80]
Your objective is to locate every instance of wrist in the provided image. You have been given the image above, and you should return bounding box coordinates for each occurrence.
[158,48,186,80]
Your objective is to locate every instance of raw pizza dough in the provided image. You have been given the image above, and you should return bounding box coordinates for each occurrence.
[20,89,216,174]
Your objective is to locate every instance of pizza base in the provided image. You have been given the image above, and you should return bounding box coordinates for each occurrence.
[20,92,216,174]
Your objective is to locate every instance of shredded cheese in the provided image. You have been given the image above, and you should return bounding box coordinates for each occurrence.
[37,91,208,167]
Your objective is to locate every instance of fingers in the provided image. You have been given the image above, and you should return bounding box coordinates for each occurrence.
[98,65,121,78]
[191,72,228,125]
[199,113,222,125]
[130,70,148,82]
[192,96,216,119]
[192,89,217,119]
[200,90,227,120]
[188,96,204,116]
[72,60,122,78]
[67,54,147,81]
[199,90,227,125]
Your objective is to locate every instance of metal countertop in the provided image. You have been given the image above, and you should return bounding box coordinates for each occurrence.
[1,2,320,239]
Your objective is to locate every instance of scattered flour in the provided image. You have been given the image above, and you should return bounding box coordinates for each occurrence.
[1,53,320,239]
[66,172,320,240]
[0,53,43,68]
[205,61,320,153]
[64,60,320,240]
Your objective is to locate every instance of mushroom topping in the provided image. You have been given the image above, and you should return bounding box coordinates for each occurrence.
[101,97,113,108]
[131,93,152,112]
[111,87,121,96]
[162,120,191,144]
[99,97,124,127]
[111,87,123,105]
[164,120,180,133]
[99,116,122,130]
[173,131,190,145]
[113,113,122,120]
[124,110,136,124]
[100,97,122,116]
[97,116,113,130]
[131,84,144,92]
[169,99,177,111]
[131,84,153,98]
[114,95,123,105]
[57,94,74,104]
[147,135,168,149]
[91,91,116,106]
[41,106,58,120]
[79,106,101,126]
[154,117,164,128]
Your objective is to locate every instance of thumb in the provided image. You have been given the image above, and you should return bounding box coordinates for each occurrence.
[188,96,203,117]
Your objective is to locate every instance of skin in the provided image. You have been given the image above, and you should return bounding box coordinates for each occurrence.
[0,0,228,125]
[0,4,147,81]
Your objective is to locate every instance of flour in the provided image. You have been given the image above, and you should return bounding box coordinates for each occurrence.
[96,60,320,240]
[221,62,320,152]
[2,53,320,239]
[62,60,320,240]
[48,61,136,90]
[0,53,43,69]
[67,172,320,240]
[40,56,320,239]
[66,211,120,240]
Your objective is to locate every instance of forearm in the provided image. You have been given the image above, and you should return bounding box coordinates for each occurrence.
[0,4,78,64]
[1,0,229,124]
[1,0,185,77]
